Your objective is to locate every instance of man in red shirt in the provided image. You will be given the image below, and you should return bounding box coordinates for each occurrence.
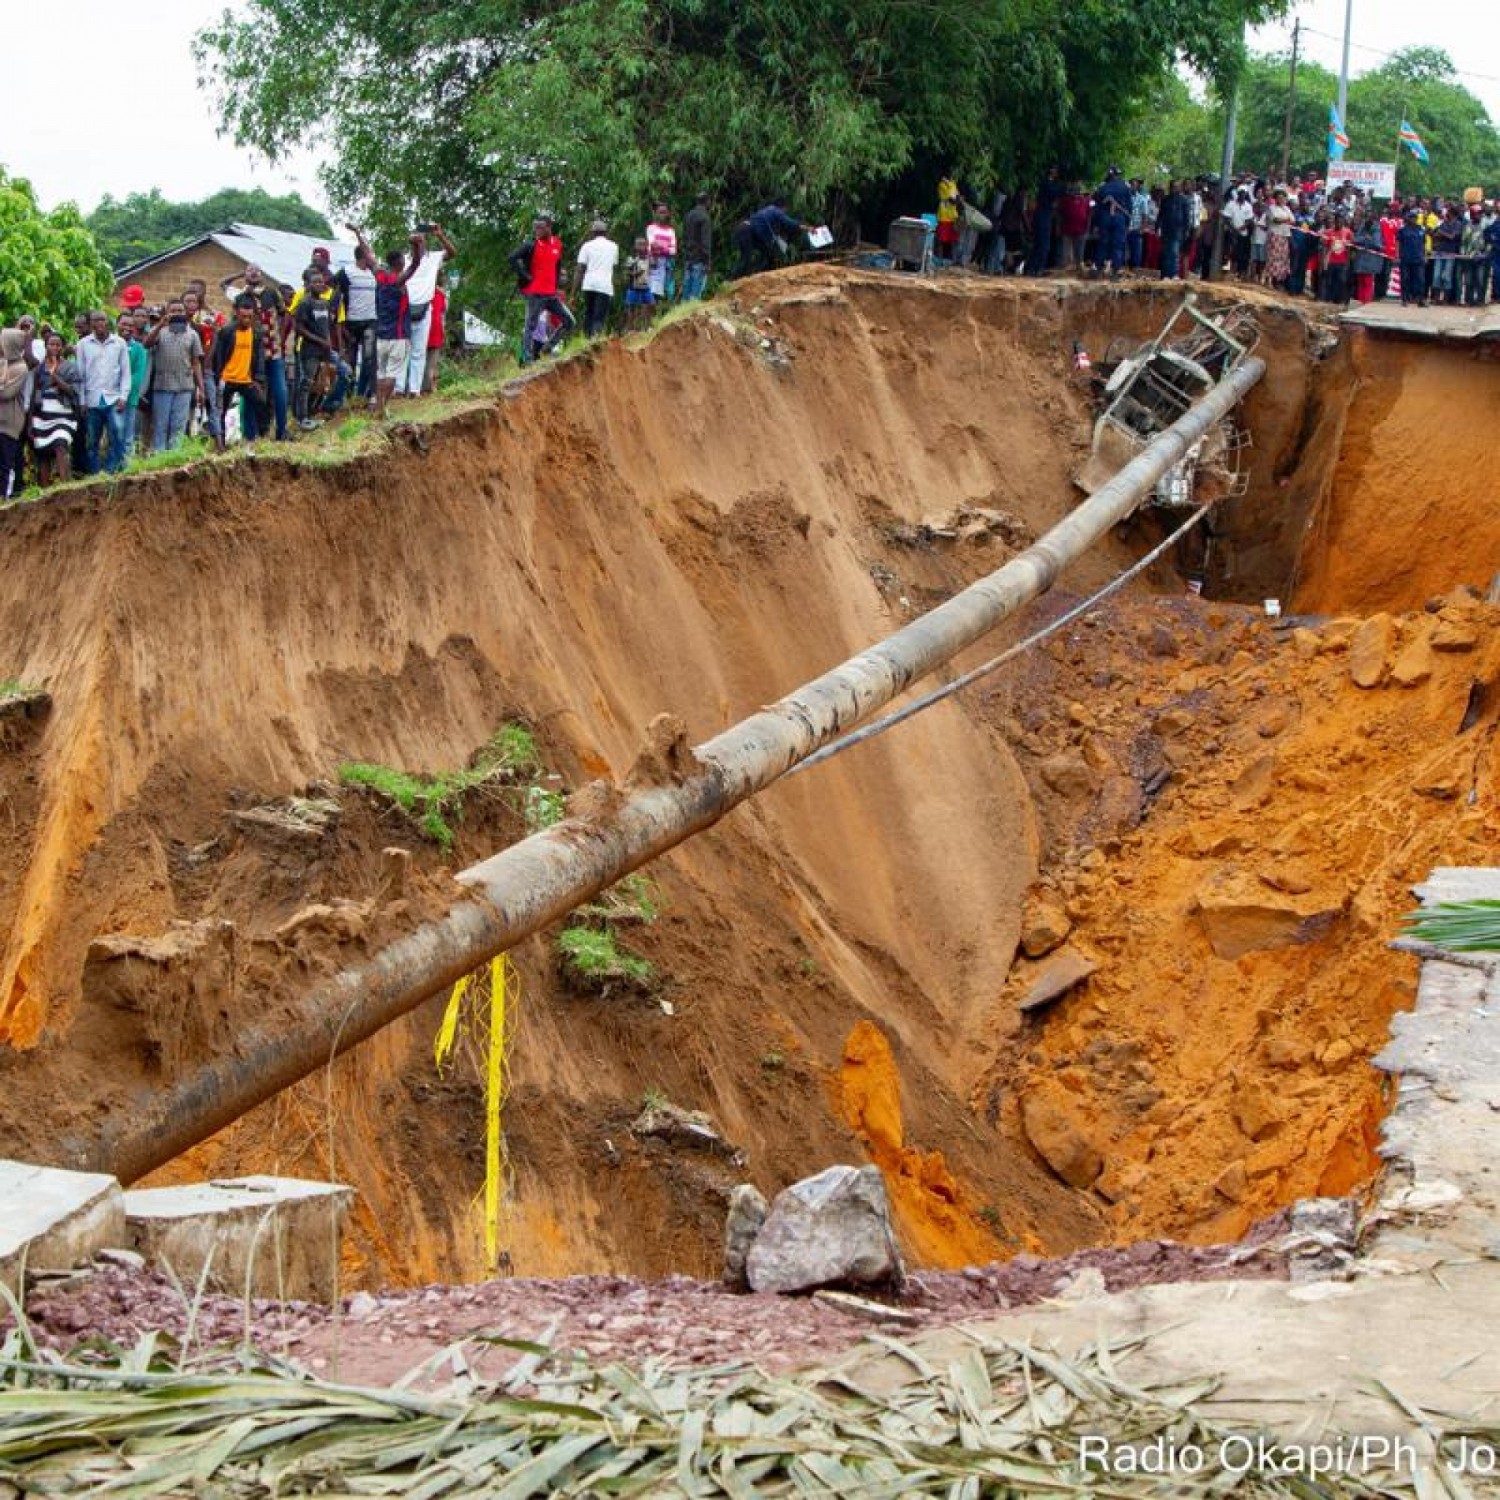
[508,215,576,363]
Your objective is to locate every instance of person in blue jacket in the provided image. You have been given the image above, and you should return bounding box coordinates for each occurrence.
[731,200,808,278]
[1091,166,1133,278]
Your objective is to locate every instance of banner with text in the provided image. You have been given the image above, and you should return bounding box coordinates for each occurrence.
[1325,161,1398,198]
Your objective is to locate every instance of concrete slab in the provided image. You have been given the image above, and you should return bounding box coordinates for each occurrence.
[124,1176,353,1303]
[0,1159,124,1293]
[1340,300,1500,342]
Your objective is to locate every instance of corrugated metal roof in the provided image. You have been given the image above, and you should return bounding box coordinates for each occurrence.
[114,223,352,290]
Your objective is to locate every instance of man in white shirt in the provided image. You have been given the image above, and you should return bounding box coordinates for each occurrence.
[399,222,456,397]
[572,221,620,338]
[76,311,132,475]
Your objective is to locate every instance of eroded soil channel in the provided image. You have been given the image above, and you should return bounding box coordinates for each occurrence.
[2,269,1496,1288]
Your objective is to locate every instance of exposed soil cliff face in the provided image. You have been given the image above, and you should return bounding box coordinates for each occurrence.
[0,271,1491,1286]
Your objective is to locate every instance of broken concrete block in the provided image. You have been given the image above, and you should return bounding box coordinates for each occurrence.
[1020,1092,1103,1190]
[722,1183,769,1290]
[124,1177,354,1303]
[0,1160,125,1293]
[745,1165,903,1294]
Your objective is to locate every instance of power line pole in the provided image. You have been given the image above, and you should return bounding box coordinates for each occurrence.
[1280,19,1301,182]
[1337,0,1354,126]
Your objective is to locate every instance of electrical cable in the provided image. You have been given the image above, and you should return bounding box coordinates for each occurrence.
[789,498,1216,777]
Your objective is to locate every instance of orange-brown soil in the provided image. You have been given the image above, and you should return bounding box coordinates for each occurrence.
[0,269,1494,1288]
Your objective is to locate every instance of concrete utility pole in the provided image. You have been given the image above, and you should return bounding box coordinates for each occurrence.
[1280,19,1301,183]
[59,355,1267,1186]
[1337,0,1354,128]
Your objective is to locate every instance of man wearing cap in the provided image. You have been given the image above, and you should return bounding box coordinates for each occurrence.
[1397,210,1429,307]
[1091,166,1132,279]
[572,220,620,338]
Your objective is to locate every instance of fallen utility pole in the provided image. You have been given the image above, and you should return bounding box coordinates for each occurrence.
[70,351,1265,1184]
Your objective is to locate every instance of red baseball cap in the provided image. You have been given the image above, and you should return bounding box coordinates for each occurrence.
[119,284,145,308]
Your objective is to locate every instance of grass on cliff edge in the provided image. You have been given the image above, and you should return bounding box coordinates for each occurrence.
[3,309,734,505]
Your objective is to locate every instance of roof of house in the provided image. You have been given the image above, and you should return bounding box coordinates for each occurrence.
[114,222,352,290]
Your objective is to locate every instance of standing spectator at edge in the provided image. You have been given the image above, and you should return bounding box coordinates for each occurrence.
[0,330,30,498]
[292,268,344,428]
[572,220,620,338]
[28,331,80,486]
[622,237,654,331]
[423,283,447,394]
[118,316,148,456]
[143,299,204,452]
[211,296,268,454]
[1378,201,1401,301]
[680,194,712,301]
[1483,208,1500,303]
[76,311,132,475]
[731,200,808,278]
[1126,178,1150,269]
[509,215,576,361]
[1157,179,1191,280]
[1352,215,1383,304]
[220,265,289,438]
[401,223,456,398]
[1058,180,1090,270]
[181,291,221,444]
[1461,205,1488,307]
[331,246,378,402]
[1320,214,1353,304]
[351,228,424,420]
[1029,166,1061,274]
[1090,167,1131,278]
[1430,205,1464,305]
[1397,210,1428,307]
[1265,189,1293,289]
[645,202,677,307]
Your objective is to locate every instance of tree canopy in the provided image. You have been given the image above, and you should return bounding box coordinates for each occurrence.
[195,0,1280,312]
[0,170,115,328]
[86,187,333,271]
[1130,46,1500,194]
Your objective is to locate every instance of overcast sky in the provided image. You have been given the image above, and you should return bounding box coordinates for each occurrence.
[6,0,1499,215]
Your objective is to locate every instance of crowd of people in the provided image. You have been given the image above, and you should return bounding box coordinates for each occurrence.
[0,189,821,498]
[938,167,1500,307]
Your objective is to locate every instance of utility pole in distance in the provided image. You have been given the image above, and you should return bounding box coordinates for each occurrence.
[1280,19,1301,183]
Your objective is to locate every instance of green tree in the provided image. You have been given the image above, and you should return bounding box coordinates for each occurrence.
[87,186,333,270]
[0,170,114,327]
[1128,46,1500,196]
[1348,49,1500,196]
[195,0,1281,311]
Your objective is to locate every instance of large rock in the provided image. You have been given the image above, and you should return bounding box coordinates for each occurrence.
[1348,614,1395,688]
[1020,1092,1103,1189]
[745,1166,903,1294]
[1193,871,1340,960]
[1017,946,1098,1014]
[1019,891,1073,958]
[722,1184,769,1290]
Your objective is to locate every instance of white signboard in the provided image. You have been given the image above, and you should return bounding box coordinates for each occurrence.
[1325,161,1398,198]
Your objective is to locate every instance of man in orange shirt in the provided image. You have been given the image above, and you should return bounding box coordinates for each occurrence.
[209,296,268,454]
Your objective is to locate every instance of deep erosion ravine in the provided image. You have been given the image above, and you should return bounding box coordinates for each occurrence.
[1,269,1496,1287]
